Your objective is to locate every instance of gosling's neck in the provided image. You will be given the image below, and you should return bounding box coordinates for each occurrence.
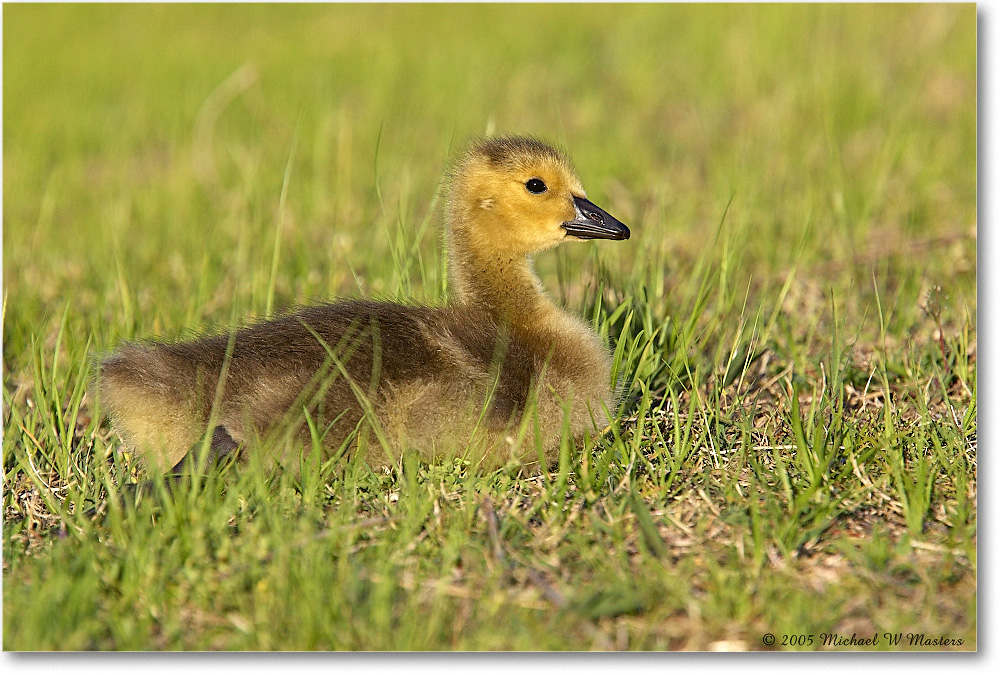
[448,230,558,325]
[447,224,611,388]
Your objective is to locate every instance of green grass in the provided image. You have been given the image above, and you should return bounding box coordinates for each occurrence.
[3,3,976,651]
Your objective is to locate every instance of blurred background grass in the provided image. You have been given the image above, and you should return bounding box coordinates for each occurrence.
[4,3,975,346]
[3,3,977,650]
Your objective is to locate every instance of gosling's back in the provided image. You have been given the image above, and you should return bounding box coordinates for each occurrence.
[101,300,569,471]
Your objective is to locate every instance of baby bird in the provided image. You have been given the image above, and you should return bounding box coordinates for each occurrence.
[98,136,630,474]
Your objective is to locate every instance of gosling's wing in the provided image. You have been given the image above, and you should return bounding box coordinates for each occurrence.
[98,300,451,467]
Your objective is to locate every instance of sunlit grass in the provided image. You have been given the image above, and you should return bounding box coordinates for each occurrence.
[3,3,975,650]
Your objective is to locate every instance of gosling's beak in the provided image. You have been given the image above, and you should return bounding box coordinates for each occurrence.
[562,196,630,241]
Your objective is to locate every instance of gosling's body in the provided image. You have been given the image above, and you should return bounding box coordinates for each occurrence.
[99,136,630,472]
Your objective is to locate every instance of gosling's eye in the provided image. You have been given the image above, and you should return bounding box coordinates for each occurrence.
[525,178,547,194]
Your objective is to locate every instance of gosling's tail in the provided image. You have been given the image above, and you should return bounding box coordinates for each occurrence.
[98,342,223,471]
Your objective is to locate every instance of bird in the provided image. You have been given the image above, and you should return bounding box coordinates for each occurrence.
[97,135,630,476]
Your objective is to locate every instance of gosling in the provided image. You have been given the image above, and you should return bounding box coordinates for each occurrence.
[98,136,630,474]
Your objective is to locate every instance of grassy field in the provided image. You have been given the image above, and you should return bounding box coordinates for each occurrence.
[2,3,976,651]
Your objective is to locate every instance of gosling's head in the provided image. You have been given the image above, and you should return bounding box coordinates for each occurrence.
[446,136,629,257]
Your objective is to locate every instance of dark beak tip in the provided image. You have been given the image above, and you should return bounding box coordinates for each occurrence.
[567,194,630,242]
